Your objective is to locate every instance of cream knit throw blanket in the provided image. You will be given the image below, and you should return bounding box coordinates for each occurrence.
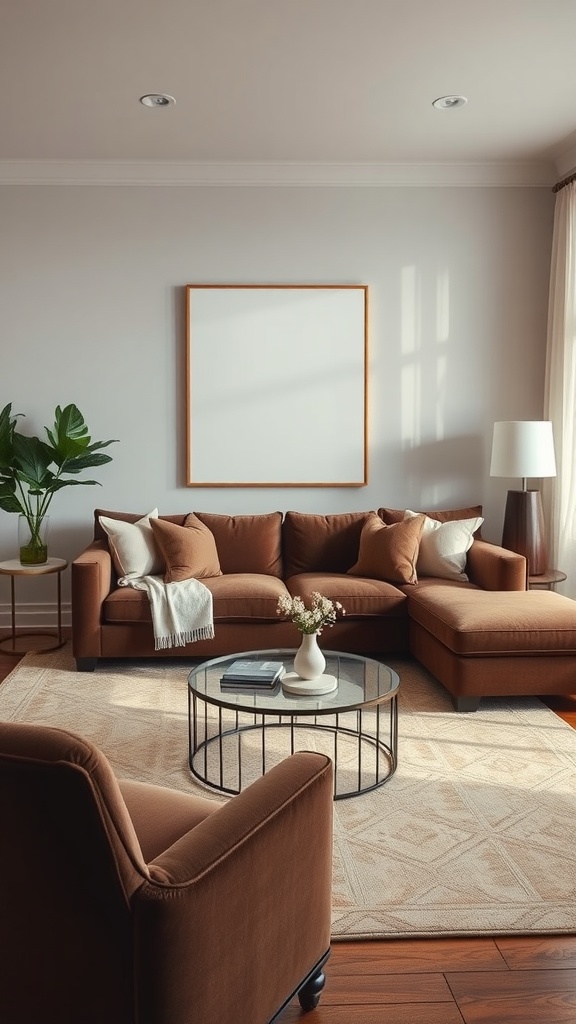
[119,575,214,650]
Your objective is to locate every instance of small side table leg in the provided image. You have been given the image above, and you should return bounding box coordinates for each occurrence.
[57,570,62,646]
[10,575,16,651]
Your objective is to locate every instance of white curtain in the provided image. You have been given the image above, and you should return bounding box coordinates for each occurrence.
[544,180,576,596]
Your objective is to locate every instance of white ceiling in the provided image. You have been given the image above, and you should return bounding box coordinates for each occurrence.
[3,0,576,184]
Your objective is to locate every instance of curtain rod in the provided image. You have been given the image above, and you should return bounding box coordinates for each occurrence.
[552,171,576,194]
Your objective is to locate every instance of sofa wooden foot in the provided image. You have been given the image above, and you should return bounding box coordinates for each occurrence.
[453,696,480,712]
[297,964,327,1012]
[76,657,98,672]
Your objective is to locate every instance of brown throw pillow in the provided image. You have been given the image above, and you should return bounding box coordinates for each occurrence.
[150,514,222,583]
[347,513,426,585]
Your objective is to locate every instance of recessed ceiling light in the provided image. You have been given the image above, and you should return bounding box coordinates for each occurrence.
[139,94,176,108]
[432,95,467,110]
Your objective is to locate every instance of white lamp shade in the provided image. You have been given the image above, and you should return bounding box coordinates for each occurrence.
[490,421,556,479]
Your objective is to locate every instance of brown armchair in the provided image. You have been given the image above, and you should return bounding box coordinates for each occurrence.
[0,722,333,1024]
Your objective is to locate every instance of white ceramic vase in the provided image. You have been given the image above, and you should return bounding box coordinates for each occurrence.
[293,632,326,680]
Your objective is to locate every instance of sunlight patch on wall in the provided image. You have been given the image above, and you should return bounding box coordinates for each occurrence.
[401,264,421,446]
[435,352,447,438]
[436,267,450,344]
[401,265,418,356]
[435,267,450,439]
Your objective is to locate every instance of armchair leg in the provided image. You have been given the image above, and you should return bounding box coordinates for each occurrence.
[297,965,326,1011]
[270,951,330,1022]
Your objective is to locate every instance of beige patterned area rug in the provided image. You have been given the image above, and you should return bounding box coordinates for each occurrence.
[2,645,576,941]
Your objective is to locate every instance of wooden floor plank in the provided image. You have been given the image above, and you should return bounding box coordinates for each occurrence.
[328,937,508,974]
[278,1001,465,1023]
[541,695,576,728]
[0,647,25,682]
[495,935,576,970]
[446,969,576,1023]
[320,971,453,1004]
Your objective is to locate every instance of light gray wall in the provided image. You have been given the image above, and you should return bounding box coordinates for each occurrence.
[0,182,554,623]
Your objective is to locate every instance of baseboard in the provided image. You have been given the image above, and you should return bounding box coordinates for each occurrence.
[0,602,72,630]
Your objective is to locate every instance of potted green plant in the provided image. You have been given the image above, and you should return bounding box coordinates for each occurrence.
[0,403,118,564]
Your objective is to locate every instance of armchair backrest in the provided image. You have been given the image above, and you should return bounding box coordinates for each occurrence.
[0,721,149,1024]
[0,721,334,1024]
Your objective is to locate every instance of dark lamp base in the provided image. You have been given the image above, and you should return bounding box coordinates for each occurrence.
[501,489,548,576]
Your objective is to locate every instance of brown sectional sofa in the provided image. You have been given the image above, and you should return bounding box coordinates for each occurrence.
[72,505,576,710]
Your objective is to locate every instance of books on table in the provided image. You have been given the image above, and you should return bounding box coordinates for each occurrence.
[220,660,285,689]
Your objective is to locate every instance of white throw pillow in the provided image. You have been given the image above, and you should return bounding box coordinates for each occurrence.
[404,510,484,582]
[99,509,163,580]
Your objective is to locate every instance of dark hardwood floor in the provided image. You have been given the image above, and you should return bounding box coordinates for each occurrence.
[2,645,576,1024]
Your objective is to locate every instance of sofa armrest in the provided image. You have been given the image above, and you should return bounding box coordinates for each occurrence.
[466,538,527,591]
[135,751,333,1024]
[71,540,114,663]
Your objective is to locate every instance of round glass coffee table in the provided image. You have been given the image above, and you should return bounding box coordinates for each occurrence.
[188,649,399,800]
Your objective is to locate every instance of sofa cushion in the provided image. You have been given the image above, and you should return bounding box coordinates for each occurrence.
[283,511,372,577]
[98,509,164,580]
[408,585,576,655]
[194,512,283,577]
[286,572,407,618]
[150,515,222,583]
[103,588,151,624]
[399,576,478,595]
[205,574,290,620]
[104,574,290,624]
[404,511,484,582]
[378,504,483,530]
[347,513,425,585]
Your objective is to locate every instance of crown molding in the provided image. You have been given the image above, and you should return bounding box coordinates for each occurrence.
[0,159,556,187]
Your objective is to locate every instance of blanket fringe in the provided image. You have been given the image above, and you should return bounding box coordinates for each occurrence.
[154,625,215,651]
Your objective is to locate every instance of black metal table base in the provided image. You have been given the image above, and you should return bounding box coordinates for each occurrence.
[189,692,398,800]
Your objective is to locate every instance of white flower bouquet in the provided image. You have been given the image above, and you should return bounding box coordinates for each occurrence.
[277,591,345,635]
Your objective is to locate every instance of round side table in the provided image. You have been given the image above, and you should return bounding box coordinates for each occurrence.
[0,557,68,655]
[528,568,567,591]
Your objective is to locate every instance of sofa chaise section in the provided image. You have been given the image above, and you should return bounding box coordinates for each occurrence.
[408,584,576,710]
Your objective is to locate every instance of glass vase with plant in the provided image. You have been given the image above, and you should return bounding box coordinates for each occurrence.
[0,403,118,564]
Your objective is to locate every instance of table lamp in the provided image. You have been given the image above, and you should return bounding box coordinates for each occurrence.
[489,420,556,576]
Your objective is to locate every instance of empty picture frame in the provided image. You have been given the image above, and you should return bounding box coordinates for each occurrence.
[185,284,368,487]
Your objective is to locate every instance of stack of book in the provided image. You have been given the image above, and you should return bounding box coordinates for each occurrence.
[220,660,285,690]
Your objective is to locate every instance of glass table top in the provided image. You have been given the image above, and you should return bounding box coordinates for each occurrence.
[188,648,399,716]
